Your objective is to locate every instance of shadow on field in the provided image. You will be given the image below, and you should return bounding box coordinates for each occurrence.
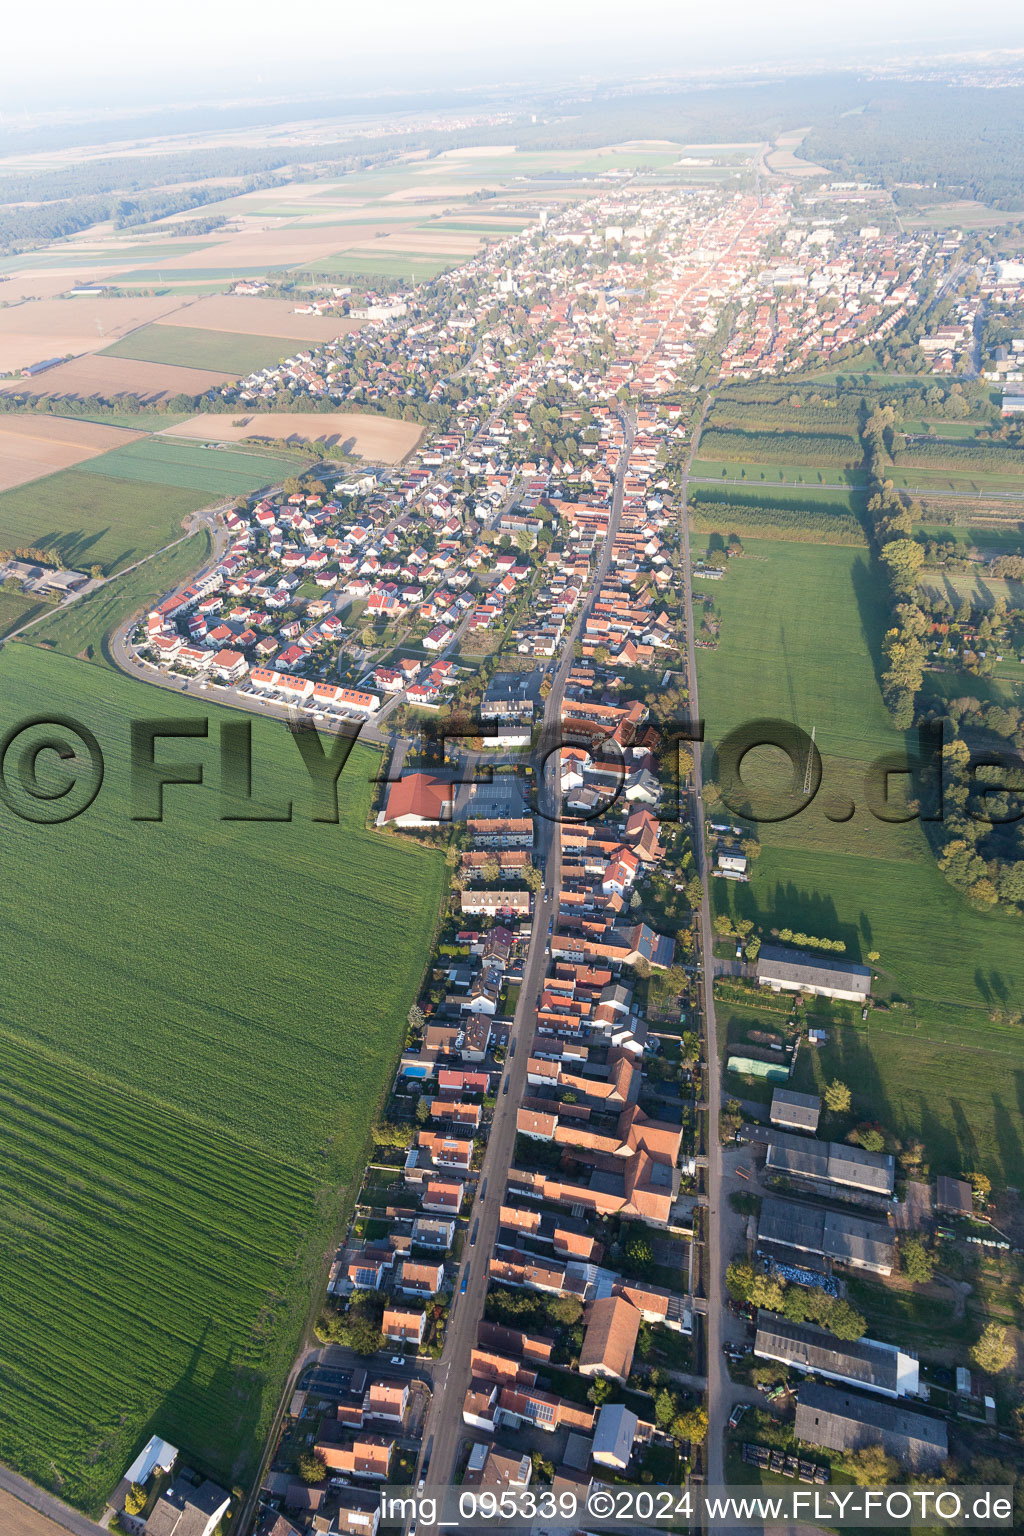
[849,551,891,699]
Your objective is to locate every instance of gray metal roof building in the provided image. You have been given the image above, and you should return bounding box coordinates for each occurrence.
[794,1381,947,1471]
[757,1196,895,1275]
[766,1130,894,1196]
[757,946,871,1002]
[770,1087,821,1133]
[592,1402,639,1471]
[935,1175,973,1218]
[755,1311,918,1398]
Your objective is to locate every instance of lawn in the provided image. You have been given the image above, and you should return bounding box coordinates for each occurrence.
[696,536,1024,1176]
[692,459,865,486]
[0,644,445,1512]
[74,436,301,496]
[101,323,300,374]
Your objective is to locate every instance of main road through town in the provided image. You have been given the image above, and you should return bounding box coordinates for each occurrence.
[678,390,757,1536]
[416,411,636,1503]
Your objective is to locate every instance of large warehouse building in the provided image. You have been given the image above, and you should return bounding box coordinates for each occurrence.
[795,1382,947,1472]
[765,1131,894,1198]
[755,1311,919,1398]
[756,945,871,1003]
[757,1195,895,1275]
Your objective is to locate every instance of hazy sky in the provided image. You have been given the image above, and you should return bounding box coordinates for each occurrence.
[3,0,1024,115]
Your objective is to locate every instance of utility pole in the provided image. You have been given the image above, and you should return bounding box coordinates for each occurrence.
[803,724,817,798]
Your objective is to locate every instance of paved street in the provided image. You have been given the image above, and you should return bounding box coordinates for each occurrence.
[0,1467,106,1536]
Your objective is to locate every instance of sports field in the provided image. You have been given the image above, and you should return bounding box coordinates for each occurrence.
[100,323,300,375]
[0,645,445,1511]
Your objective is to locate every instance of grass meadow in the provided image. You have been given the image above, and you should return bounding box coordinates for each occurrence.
[695,536,1024,1181]
[0,644,445,1510]
[23,529,210,659]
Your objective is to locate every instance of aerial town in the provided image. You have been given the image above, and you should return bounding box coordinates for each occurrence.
[68,165,1024,1536]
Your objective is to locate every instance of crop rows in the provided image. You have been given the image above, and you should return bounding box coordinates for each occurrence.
[0,646,445,1508]
[75,437,300,495]
[893,438,1024,477]
[698,425,862,467]
[690,488,865,543]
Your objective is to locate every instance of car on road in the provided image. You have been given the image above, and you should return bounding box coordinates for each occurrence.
[479,1179,487,1202]
[390,1355,404,1365]
[460,1266,470,1294]
[471,1219,479,1246]
[728,1403,748,1429]
[503,1077,509,1095]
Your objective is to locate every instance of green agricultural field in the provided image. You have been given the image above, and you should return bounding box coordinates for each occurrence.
[888,468,1024,495]
[101,323,299,373]
[41,404,194,431]
[900,420,991,440]
[433,220,533,233]
[0,468,208,573]
[696,537,1024,1102]
[914,523,1024,554]
[918,567,1024,611]
[111,266,275,284]
[75,436,301,495]
[0,439,298,573]
[0,586,44,639]
[695,483,862,511]
[0,644,445,1512]
[24,529,210,660]
[311,253,455,280]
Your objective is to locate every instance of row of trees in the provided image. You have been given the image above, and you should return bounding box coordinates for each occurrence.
[860,403,1024,914]
[690,490,864,546]
[726,1259,867,1340]
[698,425,861,468]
